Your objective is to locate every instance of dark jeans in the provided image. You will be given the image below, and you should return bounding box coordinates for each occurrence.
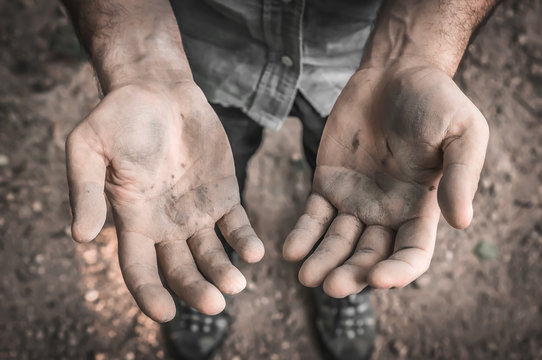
[211,92,326,196]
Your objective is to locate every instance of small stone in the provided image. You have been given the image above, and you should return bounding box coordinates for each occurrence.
[125,352,135,360]
[95,353,106,360]
[32,201,43,212]
[246,281,257,291]
[445,250,454,261]
[290,152,302,162]
[65,226,72,238]
[34,254,45,264]
[413,274,431,289]
[82,248,98,265]
[85,289,99,302]
[281,341,290,350]
[390,339,408,357]
[518,33,528,46]
[0,154,9,166]
[270,354,279,360]
[480,178,493,191]
[6,193,15,201]
[473,241,499,261]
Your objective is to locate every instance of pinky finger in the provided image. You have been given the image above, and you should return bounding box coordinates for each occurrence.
[118,230,176,323]
[367,216,438,289]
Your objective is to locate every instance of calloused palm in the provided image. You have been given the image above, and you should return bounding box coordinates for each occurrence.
[283,65,488,297]
[66,81,264,322]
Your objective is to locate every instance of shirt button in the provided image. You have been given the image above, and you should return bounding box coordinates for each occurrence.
[281,55,294,68]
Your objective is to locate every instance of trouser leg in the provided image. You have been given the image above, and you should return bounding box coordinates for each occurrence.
[289,92,327,172]
[211,103,264,199]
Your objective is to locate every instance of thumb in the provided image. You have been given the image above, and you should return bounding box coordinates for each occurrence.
[65,122,107,242]
[438,108,489,229]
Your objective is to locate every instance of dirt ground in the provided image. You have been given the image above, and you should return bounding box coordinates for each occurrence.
[1,0,542,359]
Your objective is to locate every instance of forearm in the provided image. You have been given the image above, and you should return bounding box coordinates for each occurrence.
[362,0,500,76]
[61,0,192,93]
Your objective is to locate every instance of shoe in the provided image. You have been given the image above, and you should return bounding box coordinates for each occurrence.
[162,297,231,360]
[162,245,238,360]
[313,287,376,360]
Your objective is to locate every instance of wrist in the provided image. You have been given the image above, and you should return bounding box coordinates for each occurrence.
[96,54,193,94]
[361,0,499,77]
[92,33,193,93]
[71,0,193,94]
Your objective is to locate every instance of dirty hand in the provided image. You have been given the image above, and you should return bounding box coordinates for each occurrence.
[283,62,488,297]
[66,80,264,321]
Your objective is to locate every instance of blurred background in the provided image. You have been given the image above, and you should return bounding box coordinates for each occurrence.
[0,0,541,359]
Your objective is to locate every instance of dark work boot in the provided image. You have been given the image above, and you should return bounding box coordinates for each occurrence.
[313,287,376,360]
[162,250,238,360]
[162,297,231,360]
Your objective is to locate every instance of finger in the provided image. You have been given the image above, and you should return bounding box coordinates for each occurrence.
[65,122,107,242]
[156,239,225,315]
[188,228,246,295]
[438,108,489,229]
[323,225,394,298]
[367,216,438,289]
[283,193,336,262]
[217,204,265,263]
[298,214,363,287]
[118,230,176,323]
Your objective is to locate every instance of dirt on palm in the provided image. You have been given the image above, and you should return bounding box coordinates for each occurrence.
[1,0,542,359]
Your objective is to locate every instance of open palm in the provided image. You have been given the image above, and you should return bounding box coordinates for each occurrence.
[283,65,488,297]
[66,81,264,321]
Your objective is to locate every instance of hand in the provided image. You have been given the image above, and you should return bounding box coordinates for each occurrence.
[66,80,264,322]
[283,62,488,297]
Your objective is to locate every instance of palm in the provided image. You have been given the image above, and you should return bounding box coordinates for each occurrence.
[66,81,264,321]
[284,66,488,297]
[102,85,239,243]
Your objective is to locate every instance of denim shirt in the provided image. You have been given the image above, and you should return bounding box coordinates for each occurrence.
[170,0,383,130]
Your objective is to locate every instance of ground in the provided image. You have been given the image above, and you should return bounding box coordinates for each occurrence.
[1,0,542,359]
